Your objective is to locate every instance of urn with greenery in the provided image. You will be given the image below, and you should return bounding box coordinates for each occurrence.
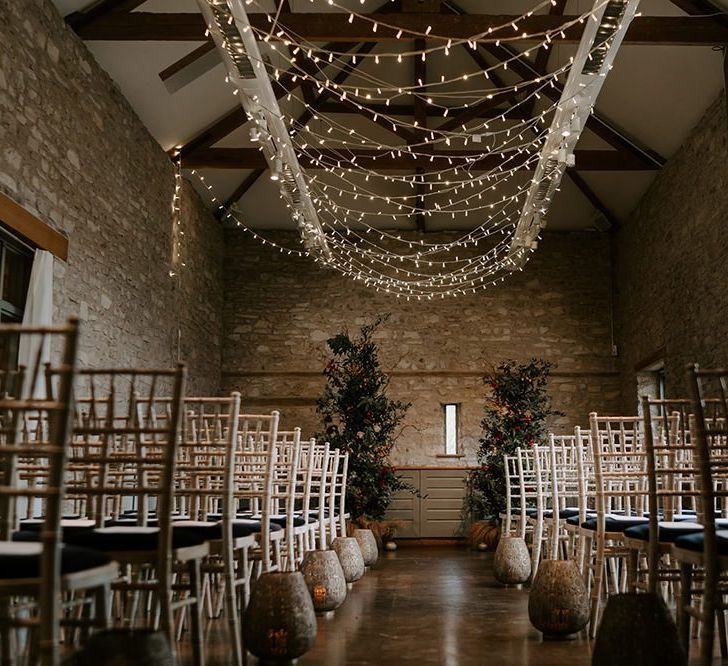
[465,359,561,522]
[316,316,411,521]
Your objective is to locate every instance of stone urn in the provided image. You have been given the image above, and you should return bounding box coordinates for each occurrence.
[353,528,379,567]
[593,593,686,666]
[244,571,317,663]
[493,536,531,586]
[331,536,365,583]
[528,560,589,639]
[301,549,347,613]
[67,629,174,665]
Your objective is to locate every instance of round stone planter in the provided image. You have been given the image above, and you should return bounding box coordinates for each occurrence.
[353,528,379,567]
[593,593,686,666]
[528,560,589,639]
[244,571,317,663]
[493,536,531,586]
[68,629,174,665]
[331,536,365,583]
[301,549,347,613]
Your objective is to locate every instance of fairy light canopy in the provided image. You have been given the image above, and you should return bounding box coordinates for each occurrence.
[59,0,727,298]
[180,0,638,297]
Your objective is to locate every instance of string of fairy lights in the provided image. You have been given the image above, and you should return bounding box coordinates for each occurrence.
[174,0,624,298]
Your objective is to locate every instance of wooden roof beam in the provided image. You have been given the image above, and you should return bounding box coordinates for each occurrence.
[65,0,148,31]
[71,13,728,45]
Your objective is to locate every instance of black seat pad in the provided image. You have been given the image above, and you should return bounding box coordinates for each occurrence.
[270,515,307,528]
[675,530,728,556]
[623,521,703,543]
[543,508,581,519]
[174,519,283,541]
[581,515,649,532]
[65,527,205,551]
[0,542,112,579]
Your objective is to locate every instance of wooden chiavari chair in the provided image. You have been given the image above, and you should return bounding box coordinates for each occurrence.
[161,394,255,666]
[234,412,283,578]
[563,426,596,573]
[292,438,317,564]
[529,444,553,577]
[61,366,209,666]
[329,450,350,543]
[0,320,116,666]
[622,402,697,597]
[671,366,728,665]
[307,442,331,551]
[585,413,648,637]
[500,453,533,537]
[543,434,586,561]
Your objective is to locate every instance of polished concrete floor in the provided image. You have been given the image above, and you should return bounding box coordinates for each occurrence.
[295,546,592,666]
[190,546,594,665]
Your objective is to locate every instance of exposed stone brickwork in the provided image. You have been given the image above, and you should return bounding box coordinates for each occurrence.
[222,230,621,466]
[0,0,222,394]
[614,96,728,410]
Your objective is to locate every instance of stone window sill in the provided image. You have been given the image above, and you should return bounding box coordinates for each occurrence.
[436,454,465,459]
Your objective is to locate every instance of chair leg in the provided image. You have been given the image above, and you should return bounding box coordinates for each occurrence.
[188,558,205,666]
[627,550,639,593]
[531,518,543,578]
[678,562,692,657]
[717,605,728,658]
[226,549,244,666]
[589,539,605,638]
[0,598,17,666]
[94,583,112,630]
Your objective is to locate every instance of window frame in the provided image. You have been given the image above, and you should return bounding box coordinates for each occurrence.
[442,402,461,457]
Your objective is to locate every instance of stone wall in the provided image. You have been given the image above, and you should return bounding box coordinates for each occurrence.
[614,96,728,411]
[222,230,621,466]
[0,0,222,393]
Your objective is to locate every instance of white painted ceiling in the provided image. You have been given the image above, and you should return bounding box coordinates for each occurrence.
[52,0,725,231]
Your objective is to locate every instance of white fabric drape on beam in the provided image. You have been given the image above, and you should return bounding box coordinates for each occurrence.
[18,249,54,397]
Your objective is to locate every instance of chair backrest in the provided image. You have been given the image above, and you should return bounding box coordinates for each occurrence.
[641,398,687,593]
[573,425,595,523]
[516,447,538,538]
[502,453,520,536]
[309,442,331,547]
[0,319,79,666]
[329,449,349,540]
[548,433,584,515]
[533,444,553,518]
[234,411,279,572]
[68,366,186,576]
[589,413,647,530]
[686,365,728,661]
[174,394,241,523]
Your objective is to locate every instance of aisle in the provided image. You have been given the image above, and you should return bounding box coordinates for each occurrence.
[288,547,590,666]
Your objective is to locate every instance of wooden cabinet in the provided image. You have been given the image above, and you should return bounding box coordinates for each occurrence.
[385,467,468,538]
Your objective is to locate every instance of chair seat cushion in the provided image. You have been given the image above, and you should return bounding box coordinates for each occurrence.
[19,518,97,536]
[675,530,728,556]
[543,508,581,519]
[0,542,112,579]
[581,515,650,532]
[65,527,206,551]
[173,519,281,540]
[566,513,597,526]
[270,514,307,528]
[623,521,703,543]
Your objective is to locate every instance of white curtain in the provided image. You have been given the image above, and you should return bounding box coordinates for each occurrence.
[17,249,54,397]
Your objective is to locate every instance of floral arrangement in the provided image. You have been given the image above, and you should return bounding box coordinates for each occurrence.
[316,315,411,521]
[464,358,561,521]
